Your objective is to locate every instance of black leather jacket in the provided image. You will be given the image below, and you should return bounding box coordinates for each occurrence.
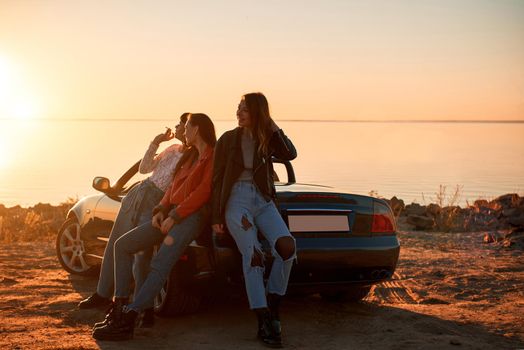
[211,127,297,225]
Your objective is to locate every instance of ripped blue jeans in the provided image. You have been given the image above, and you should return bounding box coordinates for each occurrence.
[225,181,296,309]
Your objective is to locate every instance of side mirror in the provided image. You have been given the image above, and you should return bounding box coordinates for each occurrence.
[92,176,111,192]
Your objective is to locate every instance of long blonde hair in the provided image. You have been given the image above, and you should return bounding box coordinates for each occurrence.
[243,92,273,156]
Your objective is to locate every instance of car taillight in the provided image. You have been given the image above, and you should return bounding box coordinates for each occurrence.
[371,201,396,233]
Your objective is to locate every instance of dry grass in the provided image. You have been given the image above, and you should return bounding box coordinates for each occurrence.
[368,189,381,198]
[0,199,75,243]
[421,185,465,231]
[422,184,463,208]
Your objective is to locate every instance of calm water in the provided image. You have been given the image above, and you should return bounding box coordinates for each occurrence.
[0,119,523,207]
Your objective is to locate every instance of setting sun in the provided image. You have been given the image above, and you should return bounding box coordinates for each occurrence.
[9,97,39,120]
[0,54,40,120]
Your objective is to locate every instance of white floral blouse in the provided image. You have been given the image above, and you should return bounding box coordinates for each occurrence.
[139,143,183,192]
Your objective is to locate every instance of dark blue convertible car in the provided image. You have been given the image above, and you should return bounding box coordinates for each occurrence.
[56,159,400,315]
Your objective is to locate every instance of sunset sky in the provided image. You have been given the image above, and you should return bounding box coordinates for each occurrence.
[1,0,523,121]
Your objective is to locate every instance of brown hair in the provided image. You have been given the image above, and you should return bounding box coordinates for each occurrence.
[173,113,216,175]
[243,92,273,156]
[179,112,190,146]
[180,112,190,123]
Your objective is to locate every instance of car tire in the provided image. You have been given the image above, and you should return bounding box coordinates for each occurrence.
[154,262,202,316]
[320,286,372,303]
[56,217,98,276]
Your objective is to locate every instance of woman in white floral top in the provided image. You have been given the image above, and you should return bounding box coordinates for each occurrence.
[78,113,189,327]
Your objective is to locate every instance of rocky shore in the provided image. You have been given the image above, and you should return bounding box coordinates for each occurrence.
[387,193,524,248]
[1,193,523,248]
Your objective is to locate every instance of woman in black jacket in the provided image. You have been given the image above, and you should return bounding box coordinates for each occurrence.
[212,92,297,347]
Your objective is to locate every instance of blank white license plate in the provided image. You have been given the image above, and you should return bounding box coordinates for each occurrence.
[288,215,349,232]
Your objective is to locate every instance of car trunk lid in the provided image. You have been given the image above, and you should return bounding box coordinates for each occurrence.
[276,190,375,237]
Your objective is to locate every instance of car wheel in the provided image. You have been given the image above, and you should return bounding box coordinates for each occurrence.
[320,286,372,303]
[154,262,202,316]
[56,218,97,276]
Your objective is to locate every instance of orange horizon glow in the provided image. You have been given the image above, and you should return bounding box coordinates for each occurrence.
[0,1,523,122]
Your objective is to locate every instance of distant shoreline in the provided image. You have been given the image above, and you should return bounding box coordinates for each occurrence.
[1,117,523,123]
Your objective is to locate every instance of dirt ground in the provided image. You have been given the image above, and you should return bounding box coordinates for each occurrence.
[0,231,523,350]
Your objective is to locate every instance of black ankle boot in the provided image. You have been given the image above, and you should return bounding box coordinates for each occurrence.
[78,292,111,309]
[267,293,282,338]
[92,298,137,341]
[139,307,155,328]
[255,308,282,348]
[92,299,125,330]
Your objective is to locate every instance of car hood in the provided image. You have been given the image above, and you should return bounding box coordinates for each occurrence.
[275,182,379,207]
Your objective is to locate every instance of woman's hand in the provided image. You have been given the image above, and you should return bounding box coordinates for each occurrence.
[212,224,225,235]
[161,217,176,235]
[152,212,165,229]
[152,129,174,145]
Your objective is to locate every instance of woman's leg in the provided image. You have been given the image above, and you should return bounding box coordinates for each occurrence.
[133,247,155,326]
[113,222,164,300]
[133,248,153,302]
[253,195,295,346]
[254,199,296,297]
[225,183,267,309]
[226,183,286,347]
[126,209,204,313]
[132,184,163,308]
[91,181,154,299]
[96,199,137,298]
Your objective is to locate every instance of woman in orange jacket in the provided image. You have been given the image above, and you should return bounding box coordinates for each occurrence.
[92,113,216,341]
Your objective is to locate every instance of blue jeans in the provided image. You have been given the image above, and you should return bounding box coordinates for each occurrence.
[113,208,205,312]
[225,181,296,309]
[96,179,163,309]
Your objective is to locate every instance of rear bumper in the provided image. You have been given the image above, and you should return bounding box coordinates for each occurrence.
[289,235,400,287]
[193,234,400,293]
